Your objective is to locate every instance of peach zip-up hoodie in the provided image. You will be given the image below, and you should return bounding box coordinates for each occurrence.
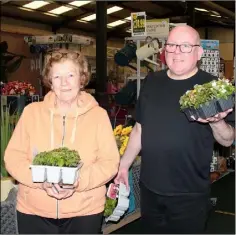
[4,91,120,219]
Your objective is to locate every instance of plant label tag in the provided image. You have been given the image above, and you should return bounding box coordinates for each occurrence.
[107,183,119,199]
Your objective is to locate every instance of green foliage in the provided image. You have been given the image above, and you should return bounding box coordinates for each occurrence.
[1,105,20,177]
[179,79,235,110]
[104,197,117,217]
[33,147,80,167]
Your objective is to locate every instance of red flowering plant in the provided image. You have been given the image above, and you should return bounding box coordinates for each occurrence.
[1,81,36,96]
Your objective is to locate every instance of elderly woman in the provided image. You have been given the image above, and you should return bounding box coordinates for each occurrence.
[4,49,120,234]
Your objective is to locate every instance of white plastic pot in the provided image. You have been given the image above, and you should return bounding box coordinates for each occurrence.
[112,209,125,217]
[46,166,62,183]
[105,183,130,223]
[61,167,78,184]
[105,214,120,222]
[30,165,46,183]
[116,194,129,211]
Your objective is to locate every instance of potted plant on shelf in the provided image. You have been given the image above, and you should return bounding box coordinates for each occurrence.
[1,105,20,201]
[104,197,118,218]
[179,79,235,120]
[30,147,82,184]
[104,125,139,222]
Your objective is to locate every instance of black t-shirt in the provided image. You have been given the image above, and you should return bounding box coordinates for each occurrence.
[136,69,234,196]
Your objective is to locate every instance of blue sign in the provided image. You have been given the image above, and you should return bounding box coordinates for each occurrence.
[200,40,219,50]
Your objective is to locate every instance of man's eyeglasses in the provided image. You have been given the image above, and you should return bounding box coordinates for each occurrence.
[47,51,80,60]
[165,43,200,53]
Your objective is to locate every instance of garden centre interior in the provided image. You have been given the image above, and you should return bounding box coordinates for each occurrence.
[1,1,235,234]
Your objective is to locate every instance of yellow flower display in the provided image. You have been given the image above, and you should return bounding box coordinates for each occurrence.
[113,125,133,156]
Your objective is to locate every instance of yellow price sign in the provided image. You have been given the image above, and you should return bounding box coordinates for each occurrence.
[131,12,146,36]
[133,18,145,29]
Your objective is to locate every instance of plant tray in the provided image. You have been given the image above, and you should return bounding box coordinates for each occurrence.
[196,99,218,119]
[105,183,130,223]
[182,99,219,120]
[30,163,82,184]
[182,108,198,121]
[216,94,235,112]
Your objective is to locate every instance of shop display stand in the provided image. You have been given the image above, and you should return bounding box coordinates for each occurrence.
[24,34,93,97]
[124,36,166,98]
[103,37,167,233]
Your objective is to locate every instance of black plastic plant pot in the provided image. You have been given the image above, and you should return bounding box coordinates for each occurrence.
[196,100,218,119]
[182,108,199,121]
[216,94,235,112]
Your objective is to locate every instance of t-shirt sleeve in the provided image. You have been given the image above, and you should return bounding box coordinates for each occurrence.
[135,73,151,124]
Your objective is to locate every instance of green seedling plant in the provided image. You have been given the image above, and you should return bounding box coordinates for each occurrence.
[104,197,118,217]
[179,79,235,110]
[33,147,80,167]
[1,105,20,177]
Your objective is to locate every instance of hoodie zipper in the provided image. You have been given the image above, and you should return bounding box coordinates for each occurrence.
[57,115,66,219]
[62,115,66,147]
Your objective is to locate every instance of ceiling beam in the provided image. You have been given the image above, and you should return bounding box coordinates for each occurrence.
[52,2,127,32]
[107,15,189,39]
[5,2,68,21]
[1,0,11,5]
[49,1,94,31]
[201,1,235,19]
[52,2,135,32]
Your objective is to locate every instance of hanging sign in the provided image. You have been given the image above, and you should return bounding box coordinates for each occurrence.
[146,18,169,38]
[131,12,146,36]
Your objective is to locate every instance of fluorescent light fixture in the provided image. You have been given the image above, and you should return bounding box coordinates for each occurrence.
[125,16,131,21]
[107,20,126,27]
[23,1,49,9]
[77,19,88,23]
[44,12,59,17]
[69,1,92,7]
[194,7,209,12]
[18,7,34,12]
[210,14,221,18]
[80,14,96,21]
[48,6,73,15]
[80,6,123,21]
[211,10,220,16]
[107,6,123,14]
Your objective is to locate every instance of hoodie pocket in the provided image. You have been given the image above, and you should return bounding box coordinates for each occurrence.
[23,187,57,214]
[60,190,94,214]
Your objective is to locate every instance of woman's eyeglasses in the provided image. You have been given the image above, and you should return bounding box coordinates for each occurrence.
[47,52,80,60]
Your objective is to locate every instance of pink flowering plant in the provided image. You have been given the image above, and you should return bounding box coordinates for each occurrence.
[1,81,36,96]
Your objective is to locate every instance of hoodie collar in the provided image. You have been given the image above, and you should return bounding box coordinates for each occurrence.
[43,91,98,118]
[44,91,98,149]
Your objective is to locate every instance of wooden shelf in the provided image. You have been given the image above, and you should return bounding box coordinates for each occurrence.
[102,209,141,234]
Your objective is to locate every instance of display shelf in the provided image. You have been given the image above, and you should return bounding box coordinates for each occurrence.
[124,36,166,98]
[127,76,145,80]
[102,209,141,234]
[212,169,235,184]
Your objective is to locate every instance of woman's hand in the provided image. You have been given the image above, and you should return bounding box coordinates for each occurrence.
[52,183,77,199]
[42,182,60,199]
[41,181,79,200]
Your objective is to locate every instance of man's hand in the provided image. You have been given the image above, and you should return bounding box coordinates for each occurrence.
[114,167,129,190]
[191,108,233,123]
[191,108,234,147]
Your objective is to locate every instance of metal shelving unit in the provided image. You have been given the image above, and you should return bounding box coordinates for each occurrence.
[124,36,166,98]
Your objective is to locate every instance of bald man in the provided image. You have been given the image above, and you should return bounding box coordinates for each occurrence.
[115,25,235,233]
